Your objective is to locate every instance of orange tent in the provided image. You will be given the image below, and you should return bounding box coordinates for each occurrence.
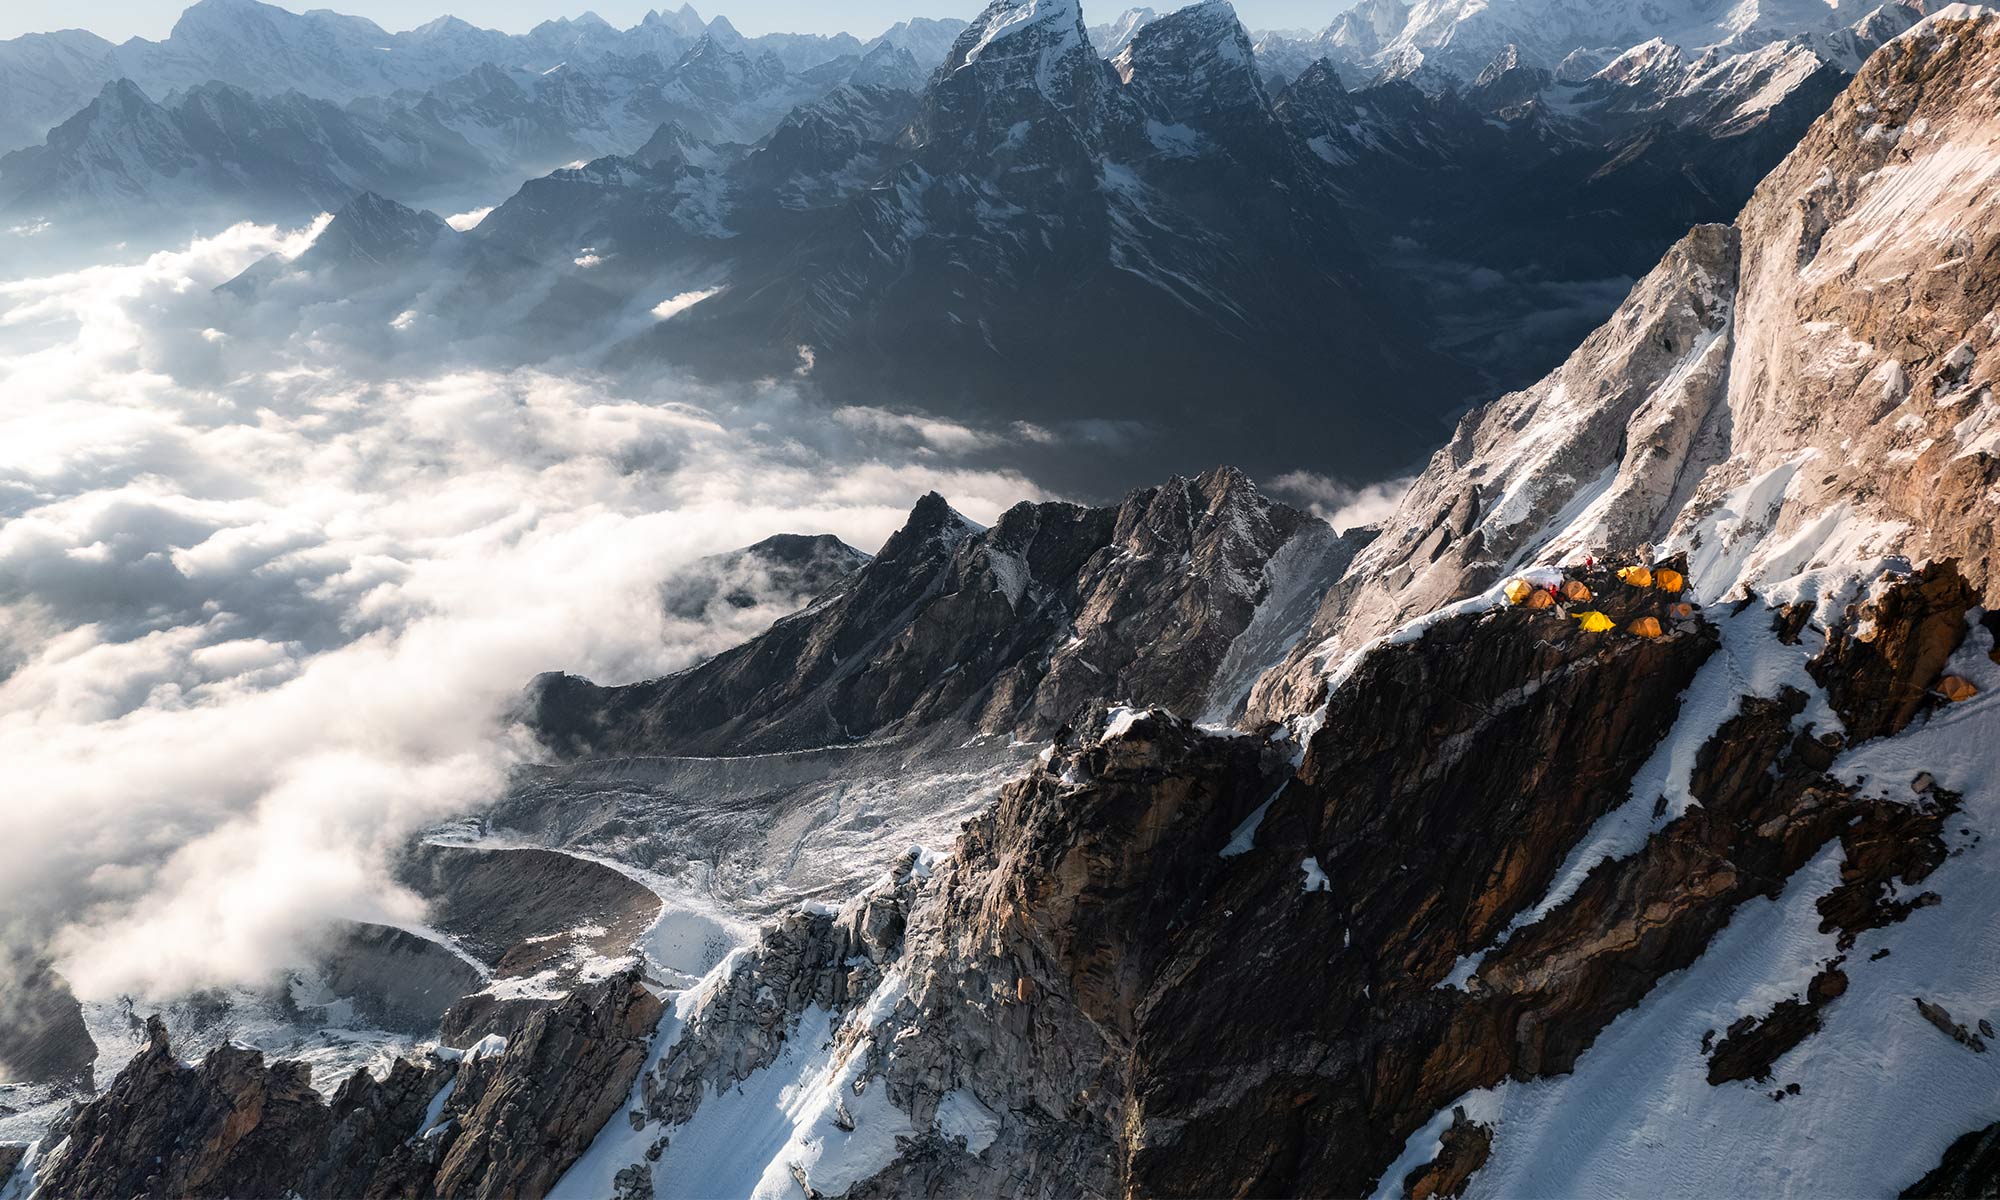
[1939,676,1980,703]
[1562,580,1593,602]
[1654,568,1686,594]
[1523,589,1557,610]
[1628,617,1664,638]
[1670,602,1696,620]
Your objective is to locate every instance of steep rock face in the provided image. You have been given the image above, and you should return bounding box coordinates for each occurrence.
[914,0,1125,168]
[1695,7,2000,598]
[1252,9,2000,727]
[1249,223,1740,721]
[430,975,664,1199]
[1811,560,1983,741]
[820,564,1965,1198]
[739,83,919,202]
[1329,0,1415,59]
[30,971,662,1200]
[529,468,1360,756]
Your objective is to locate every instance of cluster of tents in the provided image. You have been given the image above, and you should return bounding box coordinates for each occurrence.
[1503,563,1692,638]
[1503,562,1987,707]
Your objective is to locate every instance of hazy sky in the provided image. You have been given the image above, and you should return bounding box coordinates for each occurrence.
[3,0,1351,42]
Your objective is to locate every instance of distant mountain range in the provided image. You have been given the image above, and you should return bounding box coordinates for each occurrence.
[0,0,968,158]
[1251,0,1932,89]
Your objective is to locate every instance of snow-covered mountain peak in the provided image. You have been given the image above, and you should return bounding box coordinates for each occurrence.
[704,14,747,49]
[1594,37,1686,85]
[406,15,480,41]
[1353,0,1931,86]
[1089,7,1159,56]
[951,0,1090,74]
[915,0,1125,159]
[1329,0,1414,51]
[1112,0,1265,114]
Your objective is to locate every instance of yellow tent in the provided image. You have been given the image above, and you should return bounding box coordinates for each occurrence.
[1617,566,1654,588]
[1628,616,1664,638]
[1562,580,1593,602]
[1939,676,1980,703]
[1504,578,1535,605]
[1654,568,1686,594]
[1574,611,1615,633]
[1523,589,1557,610]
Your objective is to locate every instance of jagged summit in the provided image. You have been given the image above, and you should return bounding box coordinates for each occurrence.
[1113,0,1269,119]
[874,489,981,560]
[916,0,1114,158]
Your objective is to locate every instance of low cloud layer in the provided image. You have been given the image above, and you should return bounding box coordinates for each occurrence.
[1269,471,1415,533]
[0,217,1047,1011]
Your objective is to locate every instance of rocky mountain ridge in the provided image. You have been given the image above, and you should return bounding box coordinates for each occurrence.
[529,466,1360,757]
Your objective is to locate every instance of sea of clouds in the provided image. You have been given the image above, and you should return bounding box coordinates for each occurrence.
[0,214,1050,1023]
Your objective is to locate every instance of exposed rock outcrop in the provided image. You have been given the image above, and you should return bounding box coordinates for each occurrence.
[31,970,661,1200]
[1706,965,1850,1086]
[1402,1105,1494,1200]
[1905,1118,2000,1198]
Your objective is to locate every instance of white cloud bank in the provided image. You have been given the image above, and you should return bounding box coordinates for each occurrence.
[0,218,1048,1007]
[1270,470,1415,533]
